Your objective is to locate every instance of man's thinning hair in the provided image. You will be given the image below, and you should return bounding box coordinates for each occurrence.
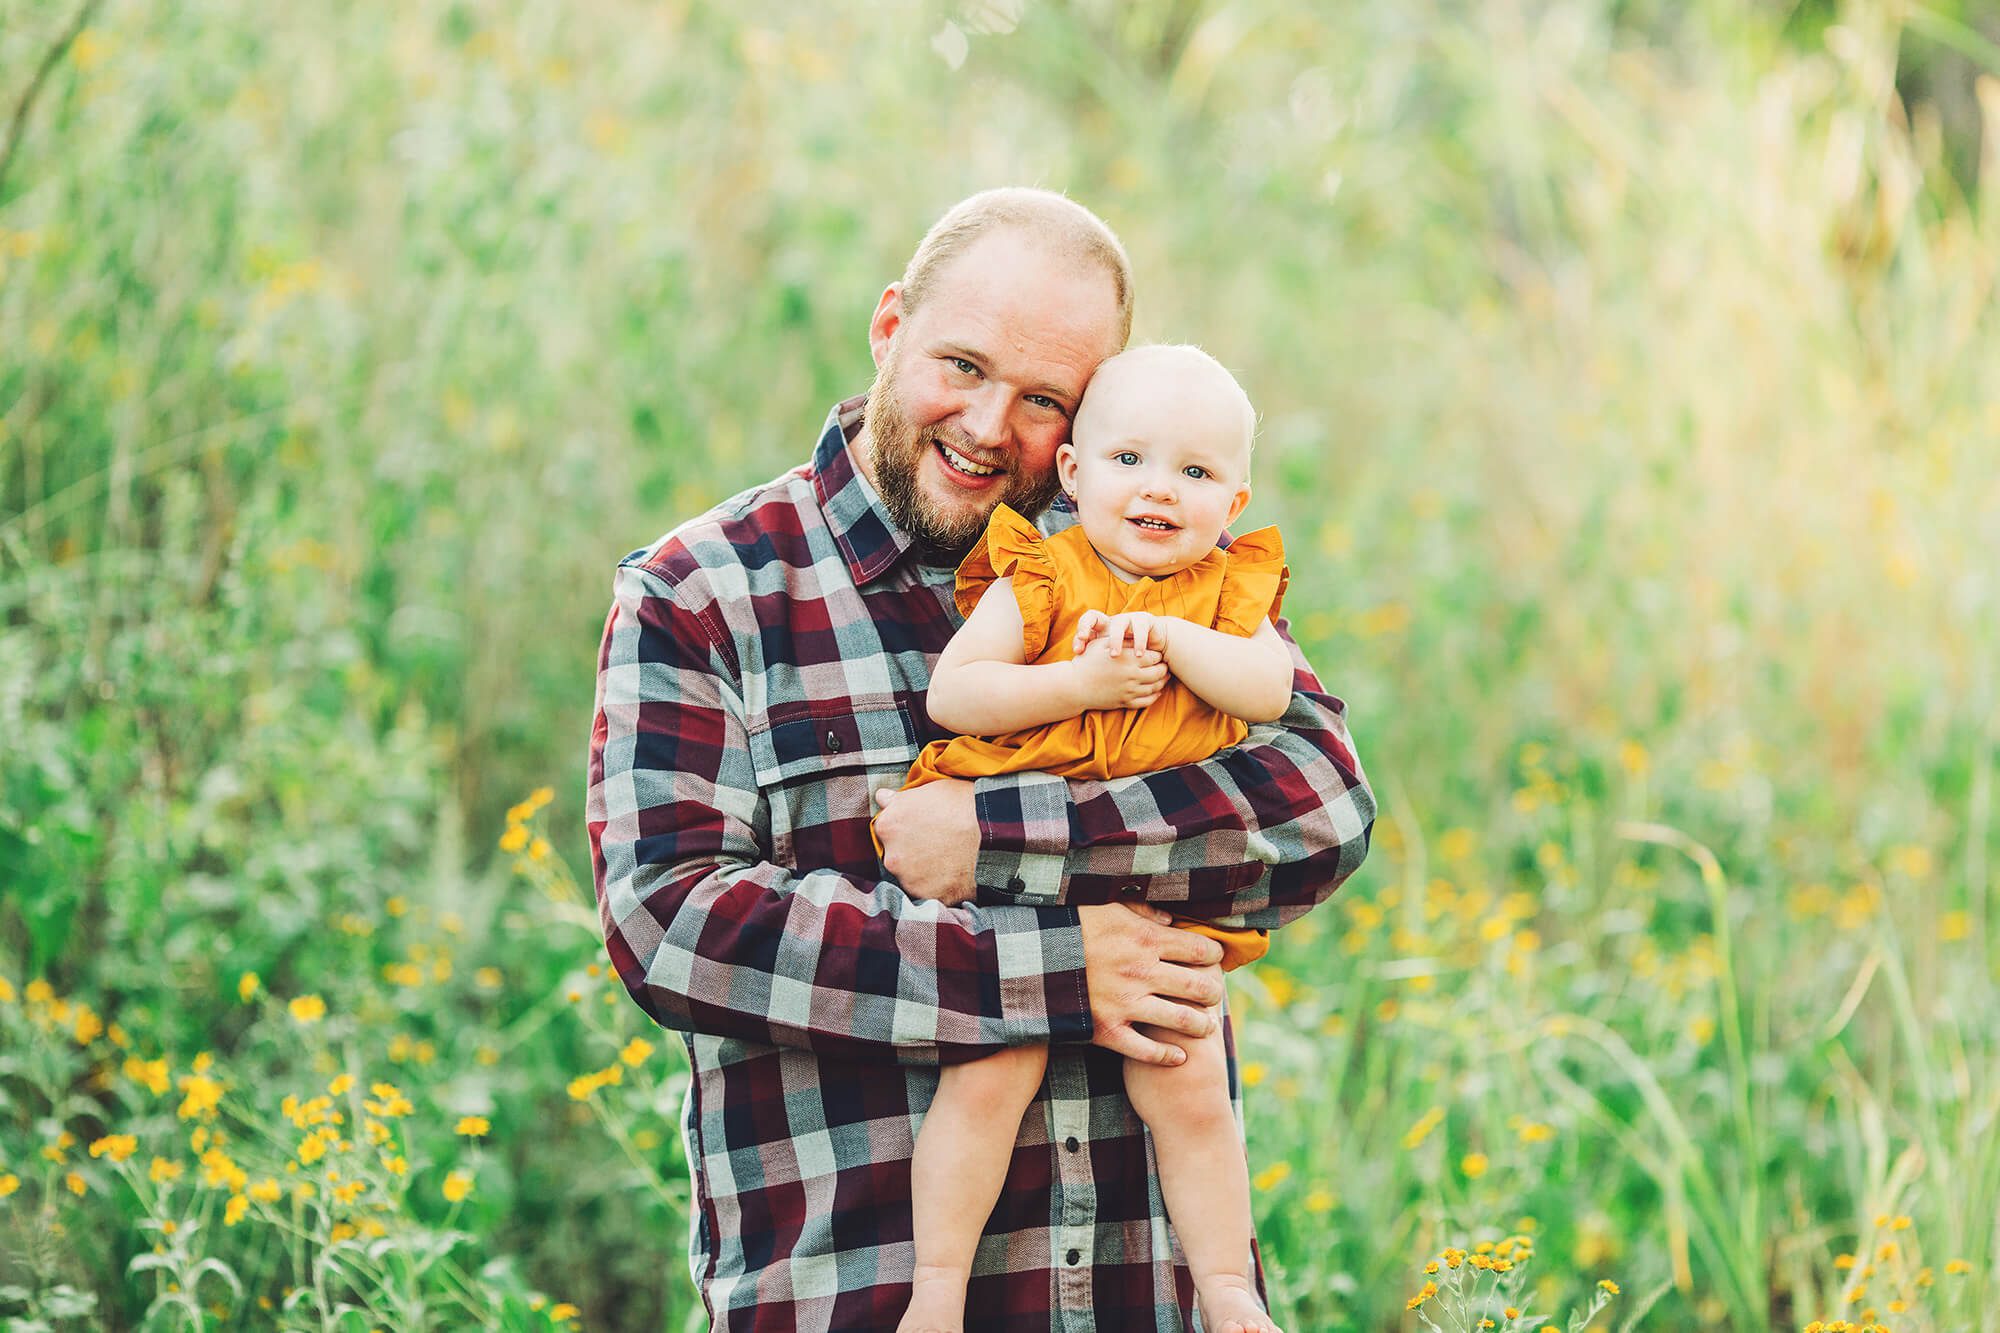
[899,188,1135,346]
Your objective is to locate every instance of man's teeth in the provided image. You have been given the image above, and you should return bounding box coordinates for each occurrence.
[938,443,998,476]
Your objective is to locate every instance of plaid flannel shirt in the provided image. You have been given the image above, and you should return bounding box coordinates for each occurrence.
[588,397,1374,1331]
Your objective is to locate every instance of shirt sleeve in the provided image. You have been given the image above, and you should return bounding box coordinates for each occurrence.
[971,616,1374,927]
[589,560,1093,1064]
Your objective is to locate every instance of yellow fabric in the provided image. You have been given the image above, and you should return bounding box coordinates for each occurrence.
[902,504,1289,972]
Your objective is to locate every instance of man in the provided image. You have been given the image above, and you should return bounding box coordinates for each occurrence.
[588,189,1372,1331]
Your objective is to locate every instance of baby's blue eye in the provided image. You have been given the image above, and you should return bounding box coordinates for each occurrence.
[1114,451,1139,466]
[1183,465,1209,480]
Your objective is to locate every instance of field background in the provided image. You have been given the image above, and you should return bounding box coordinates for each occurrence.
[4,0,1999,1329]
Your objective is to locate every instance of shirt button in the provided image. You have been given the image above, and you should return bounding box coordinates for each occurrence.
[1120,884,1143,901]
[825,730,842,753]
[1065,1136,1080,1153]
[1066,1248,1081,1266]
[1007,876,1026,894]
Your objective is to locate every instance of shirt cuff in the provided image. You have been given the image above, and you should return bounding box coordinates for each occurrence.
[973,769,1073,904]
[979,904,1091,1045]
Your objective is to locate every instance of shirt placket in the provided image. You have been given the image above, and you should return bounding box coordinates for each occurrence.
[1047,1049,1097,1332]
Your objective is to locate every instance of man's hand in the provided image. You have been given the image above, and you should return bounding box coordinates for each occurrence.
[1066,637,1169,711]
[873,779,979,904]
[1078,902,1225,1065]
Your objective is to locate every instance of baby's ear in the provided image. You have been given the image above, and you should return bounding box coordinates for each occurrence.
[1056,441,1080,495]
[1224,483,1252,528]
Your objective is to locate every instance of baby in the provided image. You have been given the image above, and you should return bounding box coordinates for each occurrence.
[894,345,1294,1333]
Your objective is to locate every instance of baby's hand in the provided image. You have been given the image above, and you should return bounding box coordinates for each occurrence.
[1072,610,1170,659]
[1069,636,1168,711]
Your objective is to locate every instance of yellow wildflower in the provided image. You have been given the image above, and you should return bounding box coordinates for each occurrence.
[249,1179,281,1203]
[1598,1279,1620,1294]
[1944,1259,1971,1275]
[177,1073,224,1121]
[499,825,529,853]
[550,1305,579,1323]
[1402,1106,1445,1151]
[1251,1161,1290,1191]
[238,973,259,1002]
[288,995,327,1024]
[329,1075,353,1096]
[329,1222,357,1243]
[89,1135,138,1162]
[1461,1152,1488,1179]
[455,1116,491,1138]
[297,1136,326,1166]
[620,1038,654,1067]
[442,1170,473,1203]
[149,1158,182,1183]
[224,1195,248,1226]
[65,1172,85,1196]
[529,838,551,862]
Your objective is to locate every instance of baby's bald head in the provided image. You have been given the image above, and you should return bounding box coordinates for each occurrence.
[1071,344,1256,483]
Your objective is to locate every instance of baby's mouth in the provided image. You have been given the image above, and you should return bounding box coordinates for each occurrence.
[1127,516,1178,531]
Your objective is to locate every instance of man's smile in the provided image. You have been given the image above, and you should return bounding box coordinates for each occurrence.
[934,439,1005,482]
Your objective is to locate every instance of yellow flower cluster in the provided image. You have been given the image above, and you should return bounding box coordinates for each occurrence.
[567,1064,625,1101]
[501,787,557,860]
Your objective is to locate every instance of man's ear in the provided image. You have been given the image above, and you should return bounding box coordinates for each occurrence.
[867,284,904,368]
[1224,483,1252,529]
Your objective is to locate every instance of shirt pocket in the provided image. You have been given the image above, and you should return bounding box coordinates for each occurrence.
[744,697,923,874]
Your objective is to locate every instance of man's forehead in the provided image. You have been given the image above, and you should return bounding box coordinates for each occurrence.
[918,233,1122,351]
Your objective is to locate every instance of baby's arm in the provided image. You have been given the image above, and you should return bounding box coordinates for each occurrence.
[1163,618,1294,723]
[927,579,1167,735]
[1079,610,1293,725]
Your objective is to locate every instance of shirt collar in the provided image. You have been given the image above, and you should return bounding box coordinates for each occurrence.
[811,395,919,587]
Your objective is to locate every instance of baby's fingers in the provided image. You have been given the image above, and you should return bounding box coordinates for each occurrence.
[1072,610,1108,652]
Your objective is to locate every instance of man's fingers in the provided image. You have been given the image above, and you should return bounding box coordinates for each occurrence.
[1136,996,1215,1039]
[1097,1022,1187,1067]
[1152,928,1226,969]
[1146,962,1224,1009]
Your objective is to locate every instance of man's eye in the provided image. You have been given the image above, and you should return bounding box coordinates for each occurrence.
[1027,394,1062,412]
[950,357,979,376]
[1114,452,1139,466]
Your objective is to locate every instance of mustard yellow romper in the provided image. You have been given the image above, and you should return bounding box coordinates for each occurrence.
[900,504,1289,970]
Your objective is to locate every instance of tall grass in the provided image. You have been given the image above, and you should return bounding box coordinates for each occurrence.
[2,0,1997,1327]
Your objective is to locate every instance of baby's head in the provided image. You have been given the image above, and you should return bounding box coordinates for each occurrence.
[1057,344,1256,582]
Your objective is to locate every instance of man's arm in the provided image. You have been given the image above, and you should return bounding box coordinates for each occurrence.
[886,621,1372,925]
[590,561,1220,1065]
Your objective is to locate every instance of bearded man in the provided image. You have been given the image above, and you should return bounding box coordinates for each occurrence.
[588,188,1373,1331]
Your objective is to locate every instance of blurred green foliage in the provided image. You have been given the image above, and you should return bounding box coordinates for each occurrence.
[3,0,1999,1328]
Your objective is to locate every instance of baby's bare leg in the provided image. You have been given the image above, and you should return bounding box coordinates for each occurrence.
[899,1042,1050,1333]
[1124,1020,1284,1333]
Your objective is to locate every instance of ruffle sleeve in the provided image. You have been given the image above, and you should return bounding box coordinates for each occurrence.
[1212,526,1289,637]
[953,504,1062,662]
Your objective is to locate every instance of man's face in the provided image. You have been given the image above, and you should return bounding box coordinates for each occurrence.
[860,229,1125,558]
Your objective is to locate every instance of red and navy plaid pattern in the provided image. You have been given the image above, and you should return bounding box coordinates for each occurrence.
[588,397,1373,1331]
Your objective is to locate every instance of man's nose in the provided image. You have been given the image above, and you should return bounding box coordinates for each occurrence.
[959,385,1009,449]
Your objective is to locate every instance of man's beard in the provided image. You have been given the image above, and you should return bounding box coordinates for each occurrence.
[863,358,1063,561]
